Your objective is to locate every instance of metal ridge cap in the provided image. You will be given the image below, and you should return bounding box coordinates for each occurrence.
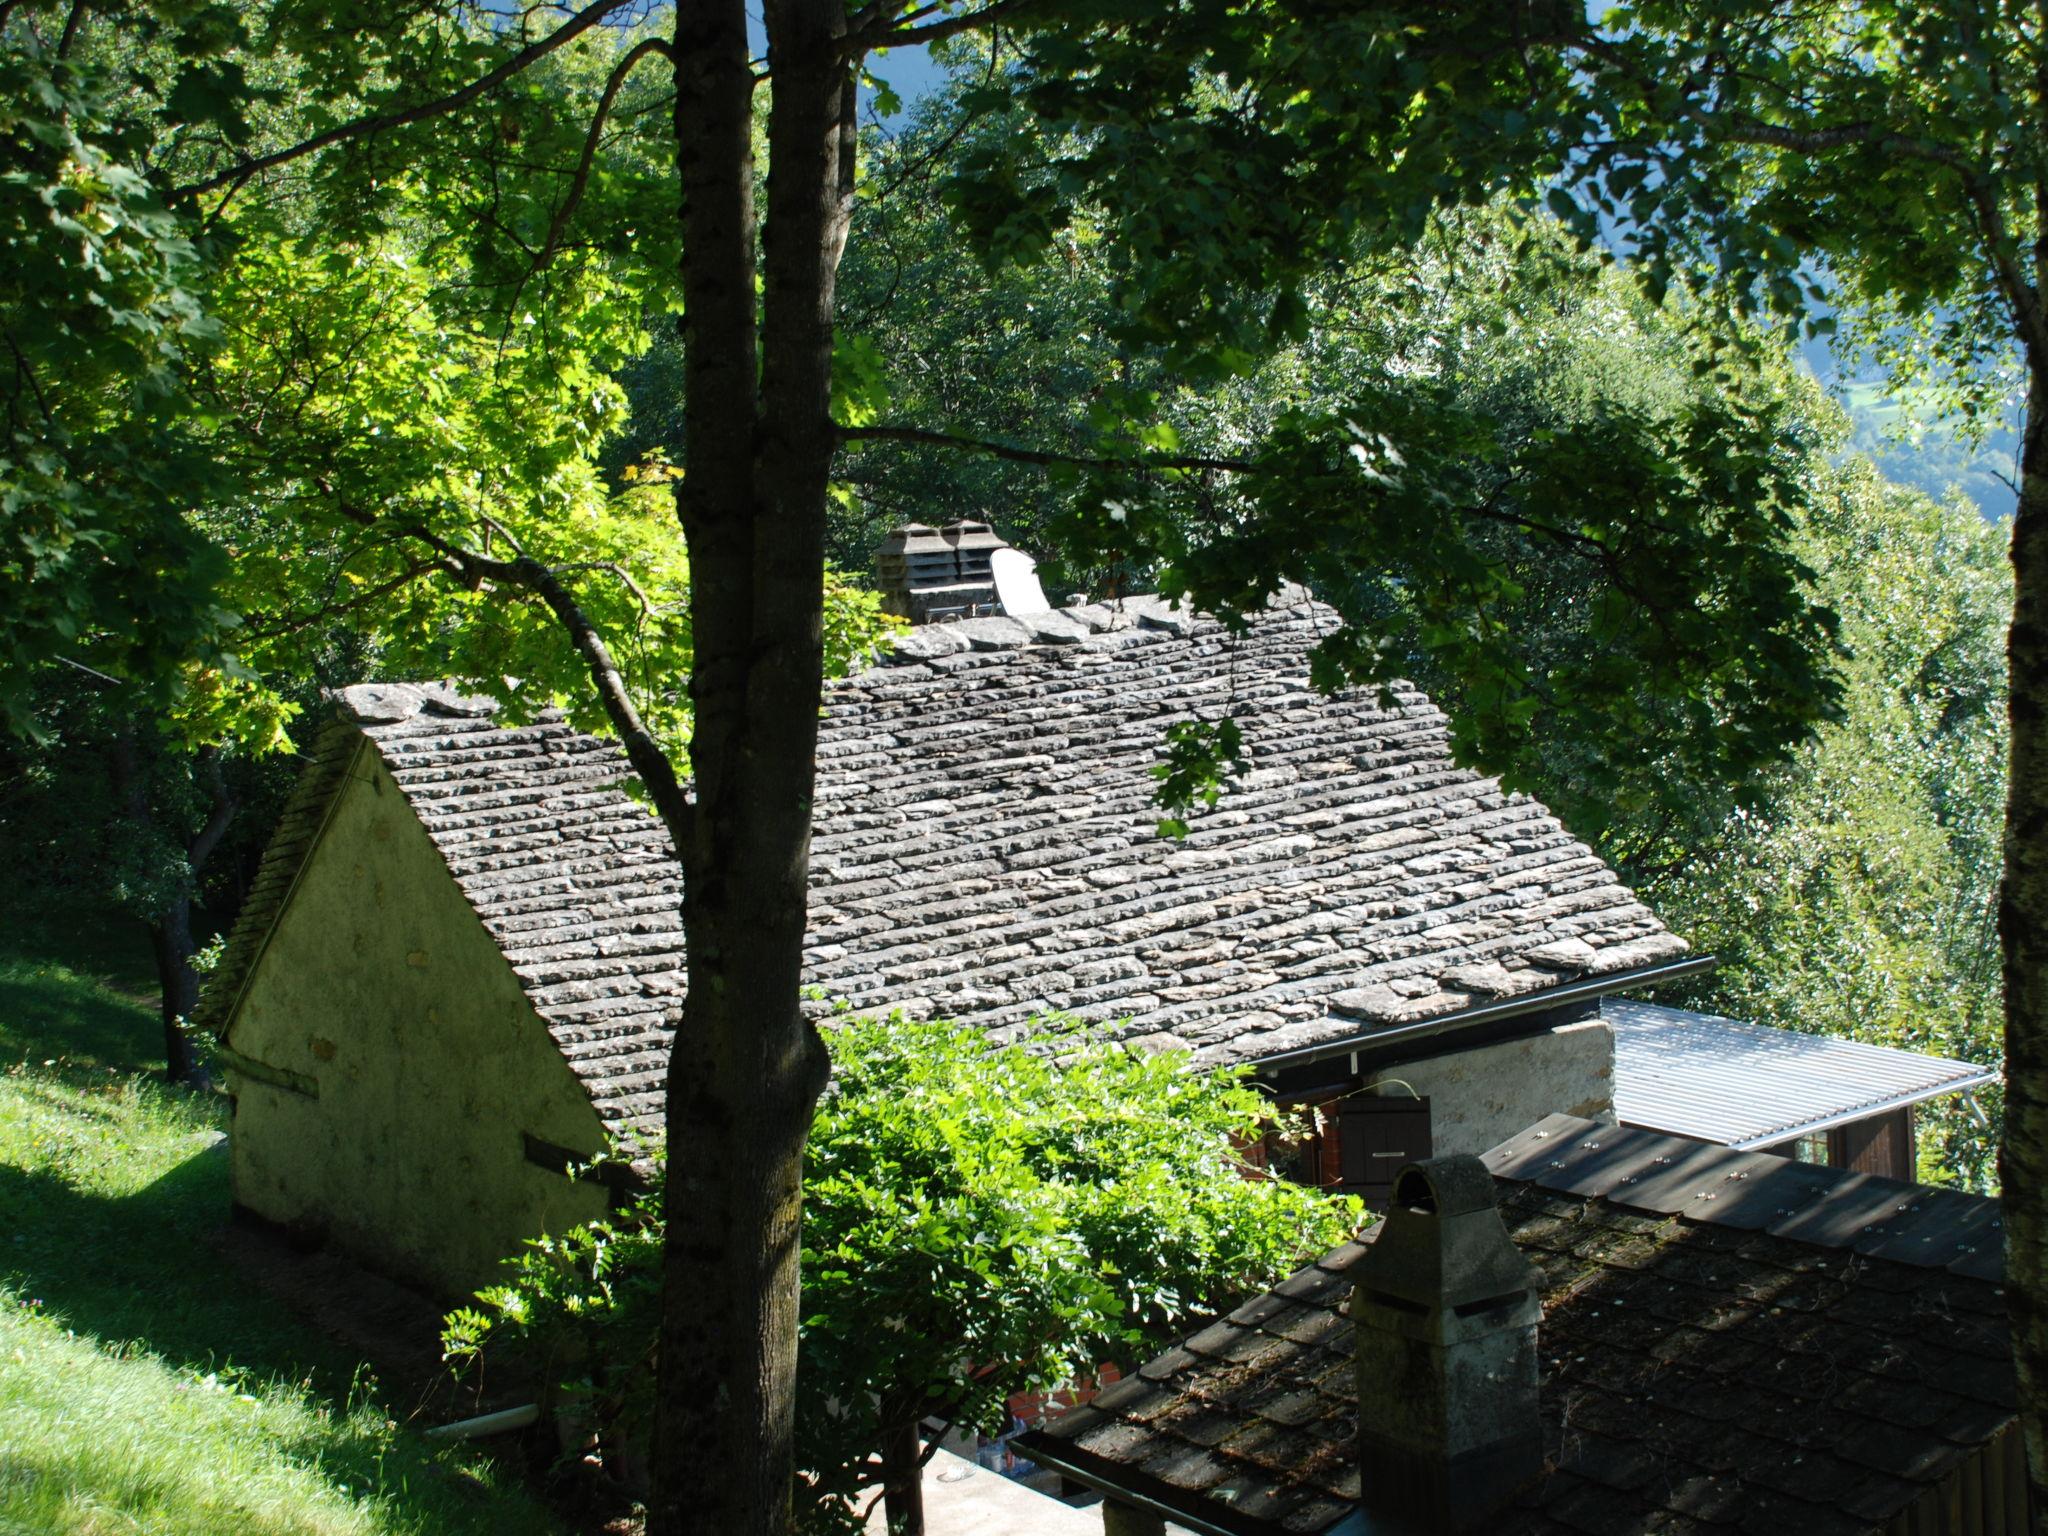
[1247,953,1719,1075]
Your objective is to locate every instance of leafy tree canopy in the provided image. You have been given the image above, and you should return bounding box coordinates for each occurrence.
[1,9,248,739]
[0,2,1948,1521]
[823,66,1844,828]
[1648,466,2010,1188]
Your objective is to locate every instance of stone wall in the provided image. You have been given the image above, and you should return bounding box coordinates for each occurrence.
[1366,1020,1616,1158]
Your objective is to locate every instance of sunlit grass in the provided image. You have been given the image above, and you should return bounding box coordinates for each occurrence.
[0,1302,536,1536]
[0,936,563,1536]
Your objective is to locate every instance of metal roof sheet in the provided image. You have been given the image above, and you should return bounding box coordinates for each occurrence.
[1605,998,1998,1151]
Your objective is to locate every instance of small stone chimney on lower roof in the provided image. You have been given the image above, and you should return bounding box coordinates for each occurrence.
[1351,1154,1543,1531]
[874,519,1008,623]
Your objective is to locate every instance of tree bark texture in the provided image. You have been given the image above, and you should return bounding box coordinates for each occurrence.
[2003,365,2048,1527]
[148,892,199,1082]
[645,1,851,1531]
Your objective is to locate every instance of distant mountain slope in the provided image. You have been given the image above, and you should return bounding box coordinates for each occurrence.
[1837,380,2019,520]
[1797,334,2018,519]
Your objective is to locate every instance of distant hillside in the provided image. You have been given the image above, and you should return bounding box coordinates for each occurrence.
[1795,330,2018,519]
[1835,379,2019,520]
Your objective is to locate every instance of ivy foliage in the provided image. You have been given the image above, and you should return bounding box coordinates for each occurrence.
[444,1014,1357,1530]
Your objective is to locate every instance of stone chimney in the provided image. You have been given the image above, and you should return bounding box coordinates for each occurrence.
[944,519,1005,586]
[1351,1154,1542,1531]
[874,519,1006,623]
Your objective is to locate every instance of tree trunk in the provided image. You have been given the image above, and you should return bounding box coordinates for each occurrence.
[644,1,852,1531]
[2001,360,2048,1518]
[106,725,218,1087]
[148,891,199,1086]
[879,1419,925,1536]
[173,748,237,1088]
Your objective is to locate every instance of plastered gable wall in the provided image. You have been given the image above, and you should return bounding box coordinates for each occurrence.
[1365,1020,1616,1157]
[225,743,611,1296]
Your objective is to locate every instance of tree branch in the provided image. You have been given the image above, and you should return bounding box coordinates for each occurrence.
[1580,35,2048,357]
[1704,107,2001,186]
[1712,114,2048,356]
[838,422,1259,474]
[185,747,238,878]
[56,0,85,57]
[530,34,675,275]
[238,558,442,640]
[1964,172,2048,359]
[853,0,942,35]
[172,0,639,200]
[388,520,695,851]
[4,328,51,424]
[847,0,1046,53]
[551,560,657,615]
[866,36,1000,205]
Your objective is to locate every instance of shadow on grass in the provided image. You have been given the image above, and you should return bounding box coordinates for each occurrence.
[0,1140,362,1394]
[0,959,169,1079]
[0,893,158,995]
[0,1123,565,1535]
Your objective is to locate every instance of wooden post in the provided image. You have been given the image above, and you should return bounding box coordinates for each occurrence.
[1830,1107,1914,1179]
[1100,1498,1165,1536]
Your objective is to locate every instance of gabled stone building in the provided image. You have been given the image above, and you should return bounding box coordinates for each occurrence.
[198,592,1697,1294]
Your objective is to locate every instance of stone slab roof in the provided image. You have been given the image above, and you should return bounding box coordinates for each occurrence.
[200,595,1685,1143]
[1017,1113,2013,1536]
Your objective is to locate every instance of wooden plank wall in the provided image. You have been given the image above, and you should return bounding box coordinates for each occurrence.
[1888,1418,2027,1536]
[1832,1106,1916,1181]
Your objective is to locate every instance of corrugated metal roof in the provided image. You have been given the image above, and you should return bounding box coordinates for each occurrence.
[1606,998,1998,1151]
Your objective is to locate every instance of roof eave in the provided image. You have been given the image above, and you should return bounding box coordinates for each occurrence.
[1011,1433,1278,1536]
[1716,1068,2002,1151]
[1246,953,1717,1077]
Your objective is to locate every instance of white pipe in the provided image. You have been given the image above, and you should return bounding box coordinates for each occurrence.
[423,1403,541,1441]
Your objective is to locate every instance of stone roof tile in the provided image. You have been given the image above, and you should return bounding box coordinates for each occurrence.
[202,604,1684,1139]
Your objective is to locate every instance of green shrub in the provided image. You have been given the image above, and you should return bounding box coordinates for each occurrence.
[445,1013,1361,1529]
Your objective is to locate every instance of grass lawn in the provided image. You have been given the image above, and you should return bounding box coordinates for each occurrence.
[0,914,565,1536]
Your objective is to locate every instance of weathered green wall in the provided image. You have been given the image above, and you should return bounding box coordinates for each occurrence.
[1369,1020,1615,1158]
[225,742,611,1297]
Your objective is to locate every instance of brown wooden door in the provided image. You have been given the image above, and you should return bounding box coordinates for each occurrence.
[1337,1096,1433,1207]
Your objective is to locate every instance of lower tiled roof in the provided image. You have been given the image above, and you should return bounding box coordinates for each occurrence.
[204,597,1685,1143]
[1019,1114,2013,1536]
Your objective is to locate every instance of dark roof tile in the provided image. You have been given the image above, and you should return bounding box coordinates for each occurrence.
[1022,1121,2012,1536]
